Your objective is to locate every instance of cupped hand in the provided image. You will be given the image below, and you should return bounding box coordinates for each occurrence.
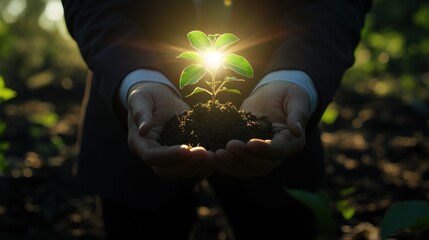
[126,82,216,178]
[215,81,311,178]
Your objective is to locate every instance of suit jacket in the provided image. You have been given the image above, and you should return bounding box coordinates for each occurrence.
[62,0,371,209]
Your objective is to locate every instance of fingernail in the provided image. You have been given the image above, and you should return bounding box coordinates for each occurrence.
[138,121,146,136]
[180,144,191,149]
[296,121,304,137]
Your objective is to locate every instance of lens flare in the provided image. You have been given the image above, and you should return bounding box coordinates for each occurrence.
[204,51,223,68]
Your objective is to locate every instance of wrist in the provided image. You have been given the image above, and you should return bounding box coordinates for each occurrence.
[119,69,181,110]
[127,82,180,108]
[252,70,318,115]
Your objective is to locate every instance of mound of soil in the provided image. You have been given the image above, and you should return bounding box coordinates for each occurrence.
[159,100,273,151]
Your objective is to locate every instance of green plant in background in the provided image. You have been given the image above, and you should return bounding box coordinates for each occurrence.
[285,188,339,240]
[336,187,357,221]
[380,200,429,239]
[289,187,429,240]
[0,75,16,174]
[321,103,340,125]
[177,30,253,102]
[0,75,16,102]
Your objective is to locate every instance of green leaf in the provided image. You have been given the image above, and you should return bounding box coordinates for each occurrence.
[380,200,429,239]
[321,103,339,125]
[185,87,212,98]
[336,200,356,220]
[0,153,8,174]
[51,135,65,149]
[176,51,204,64]
[0,76,16,102]
[30,112,59,128]
[219,88,241,95]
[187,30,212,52]
[0,76,4,88]
[224,76,245,83]
[0,142,10,151]
[222,54,253,78]
[179,64,207,89]
[339,187,356,196]
[0,122,6,136]
[214,33,239,50]
[0,88,17,102]
[286,188,338,237]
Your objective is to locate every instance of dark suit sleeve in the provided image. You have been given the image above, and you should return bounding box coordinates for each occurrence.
[61,0,164,116]
[265,0,372,132]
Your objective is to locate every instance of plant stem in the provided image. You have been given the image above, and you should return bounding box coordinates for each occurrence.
[214,79,226,97]
[211,68,216,103]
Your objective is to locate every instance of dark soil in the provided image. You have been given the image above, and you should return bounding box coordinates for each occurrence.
[159,100,273,151]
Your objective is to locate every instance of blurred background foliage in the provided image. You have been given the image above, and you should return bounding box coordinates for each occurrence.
[344,0,429,105]
[0,0,87,178]
[0,0,86,93]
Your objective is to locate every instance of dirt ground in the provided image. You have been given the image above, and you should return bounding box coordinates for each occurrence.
[0,84,428,240]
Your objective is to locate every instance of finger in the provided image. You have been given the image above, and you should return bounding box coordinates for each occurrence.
[153,147,208,178]
[197,150,216,178]
[246,138,281,160]
[272,122,288,133]
[215,148,255,178]
[226,140,258,168]
[127,108,191,168]
[224,140,264,177]
[216,149,239,175]
[247,129,305,161]
[127,132,160,155]
[128,90,154,137]
[183,147,211,178]
[283,86,310,138]
[143,144,191,167]
[129,139,189,175]
[228,139,280,174]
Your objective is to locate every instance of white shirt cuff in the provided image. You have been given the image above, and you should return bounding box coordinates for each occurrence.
[251,70,318,115]
[119,69,181,109]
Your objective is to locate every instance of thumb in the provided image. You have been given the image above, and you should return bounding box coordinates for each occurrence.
[283,86,310,138]
[128,89,154,137]
[137,110,153,137]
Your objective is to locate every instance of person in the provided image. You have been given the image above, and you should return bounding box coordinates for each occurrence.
[62,0,372,239]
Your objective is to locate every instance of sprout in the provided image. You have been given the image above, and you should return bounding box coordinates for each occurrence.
[177,30,253,102]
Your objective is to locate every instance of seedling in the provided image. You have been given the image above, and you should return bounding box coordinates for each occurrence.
[177,30,253,103]
[160,31,272,150]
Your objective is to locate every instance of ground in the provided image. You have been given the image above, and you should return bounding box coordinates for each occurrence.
[0,84,428,240]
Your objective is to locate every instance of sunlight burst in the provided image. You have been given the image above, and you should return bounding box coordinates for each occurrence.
[204,51,223,68]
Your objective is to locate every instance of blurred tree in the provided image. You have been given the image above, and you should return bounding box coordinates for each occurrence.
[0,0,87,174]
[0,0,86,94]
[344,0,429,106]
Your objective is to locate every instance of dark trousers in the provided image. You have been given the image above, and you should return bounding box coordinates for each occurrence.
[101,176,317,240]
